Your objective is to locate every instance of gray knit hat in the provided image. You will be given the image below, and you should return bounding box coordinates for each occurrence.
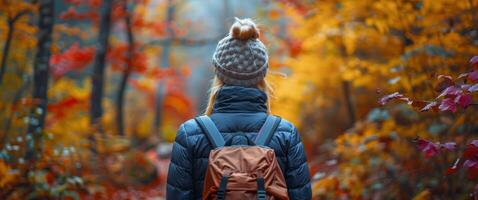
[212,18,268,86]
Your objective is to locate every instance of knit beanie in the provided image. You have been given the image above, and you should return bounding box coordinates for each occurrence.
[212,18,268,87]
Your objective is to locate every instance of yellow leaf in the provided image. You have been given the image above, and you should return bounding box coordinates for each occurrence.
[413,190,430,200]
[0,161,18,188]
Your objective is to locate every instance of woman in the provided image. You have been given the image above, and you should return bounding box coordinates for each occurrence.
[166,18,311,200]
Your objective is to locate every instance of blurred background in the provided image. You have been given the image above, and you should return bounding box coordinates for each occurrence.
[1,0,478,199]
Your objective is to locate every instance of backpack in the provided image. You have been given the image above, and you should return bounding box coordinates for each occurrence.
[195,115,289,200]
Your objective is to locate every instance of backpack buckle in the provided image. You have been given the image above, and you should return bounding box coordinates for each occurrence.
[257,190,266,200]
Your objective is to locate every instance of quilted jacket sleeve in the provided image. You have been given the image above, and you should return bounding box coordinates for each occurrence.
[166,123,194,199]
[285,126,312,200]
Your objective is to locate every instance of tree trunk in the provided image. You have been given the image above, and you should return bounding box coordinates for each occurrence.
[0,21,14,84]
[90,0,113,127]
[25,0,54,163]
[116,1,134,136]
[342,80,356,126]
[116,70,130,136]
[0,11,27,84]
[153,0,175,137]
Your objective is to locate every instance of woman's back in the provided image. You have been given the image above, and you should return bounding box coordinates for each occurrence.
[166,86,311,200]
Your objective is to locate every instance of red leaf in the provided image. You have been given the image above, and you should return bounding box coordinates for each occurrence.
[151,21,167,36]
[420,101,438,112]
[287,39,303,58]
[464,141,478,159]
[440,142,457,151]
[111,4,128,22]
[446,158,461,175]
[471,140,478,147]
[107,44,128,71]
[439,98,457,112]
[379,92,409,105]
[469,83,478,92]
[468,168,478,180]
[61,7,97,21]
[464,160,478,168]
[107,44,148,73]
[455,94,472,109]
[461,84,471,91]
[50,43,95,79]
[45,172,55,185]
[437,86,462,99]
[129,79,155,94]
[87,0,101,7]
[416,139,440,157]
[447,166,458,175]
[462,157,478,179]
[59,7,80,20]
[47,97,84,120]
[470,56,478,67]
[133,17,149,29]
[469,70,478,82]
[458,73,469,79]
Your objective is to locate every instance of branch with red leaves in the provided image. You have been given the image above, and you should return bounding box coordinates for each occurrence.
[414,138,478,180]
[380,56,478,113]
[414,137,456,158]
[380,56,478,195]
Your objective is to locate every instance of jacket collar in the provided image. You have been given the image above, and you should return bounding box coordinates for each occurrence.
[212,85,268,113]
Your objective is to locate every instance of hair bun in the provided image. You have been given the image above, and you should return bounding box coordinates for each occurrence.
[230,17,259,40]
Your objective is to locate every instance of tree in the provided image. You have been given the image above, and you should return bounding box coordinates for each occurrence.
[0,0,196,198]
[25,0,54,164]
[0,1,36,147]
[115,0,135,136]
[153,0,175,139]
[90,0,113,128]
[0,1,31,84]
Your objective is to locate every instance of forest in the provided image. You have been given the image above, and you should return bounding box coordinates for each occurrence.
[1,0,478,199]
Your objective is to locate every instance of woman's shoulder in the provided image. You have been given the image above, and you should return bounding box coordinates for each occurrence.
[275,117,298,133]
[177,118,202,136]
[273,117,303,148]
[176,115,299,141]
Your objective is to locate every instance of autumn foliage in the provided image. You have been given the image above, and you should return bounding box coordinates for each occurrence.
[0,0,193,199]
[271,0,478,199]
[2,0,478,199]
[380,56,478,113]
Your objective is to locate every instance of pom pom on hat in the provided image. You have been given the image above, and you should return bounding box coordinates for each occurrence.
[230,17,260,40]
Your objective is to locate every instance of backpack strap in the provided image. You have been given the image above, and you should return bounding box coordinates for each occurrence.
[256,172,266,200]
[255,115,281,146]
[195,115,225,148]
[217,171,232,200]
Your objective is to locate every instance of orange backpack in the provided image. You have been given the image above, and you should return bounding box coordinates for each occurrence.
[195,115,289,200]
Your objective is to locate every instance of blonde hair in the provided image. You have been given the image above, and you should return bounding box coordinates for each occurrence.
[204,76,273,115]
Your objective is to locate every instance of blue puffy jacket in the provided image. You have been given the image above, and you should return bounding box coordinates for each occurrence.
[166,85,312,200]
